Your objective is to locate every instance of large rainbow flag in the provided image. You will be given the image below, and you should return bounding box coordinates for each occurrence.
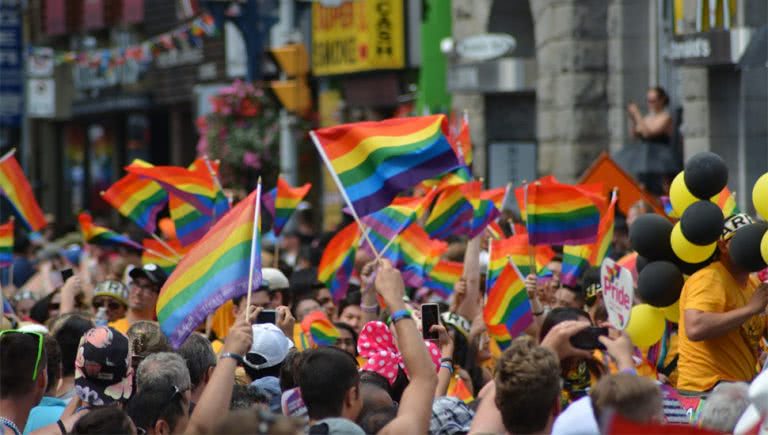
[101,168,167,234]
[425,259,463,300]
[262,176,312,237]
[525,182,601,245]
[311,115,460,217]
[318,222,361,302]
[484,261,533,340]
[78,213,143,250]
[0,152,46,231]
[0,219,13,267]
[157,185,262,348]
[487,234,556,290]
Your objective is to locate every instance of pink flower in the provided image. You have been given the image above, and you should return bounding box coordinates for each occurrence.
[243,151,261,169]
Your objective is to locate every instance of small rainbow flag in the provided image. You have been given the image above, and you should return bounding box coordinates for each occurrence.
[141,238,185,274]
[425,260,463,299]
[169,194,210,248]
[126,164,220,217]
[157,184,262,348]
[415,166,472,194]
[525,183,601,245]
[487,234,556,290]
[487,220,505,239]
[484,261,533,340]
[0,219,13,267]
[486,323,512,350]
[311,115,460,217]
[318,222,361,302]
[481,186,508,211]
[712,187,739,217]
[78,213,143,250]
[447,376,474,404]
[0,152,46,231]
[187,157,230,218]
[448,111,473,167]
[262,175,312,237]
[424,182,476,239]
[101,168,167,234]
[396,223,447,288]
[465,197,501,239]
[561,195,618,285]
[301,311,340,347]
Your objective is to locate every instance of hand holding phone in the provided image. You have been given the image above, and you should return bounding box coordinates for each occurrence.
[421,303,440,340]
[569,326,608,350]
[256,309,277,325]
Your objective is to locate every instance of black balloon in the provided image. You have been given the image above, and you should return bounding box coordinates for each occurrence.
[684,152,728,199]
[637,261,684,308]
[636,255,649,273]
[629,214,674,261]
[680,201,724,245]
[729,222,768,272]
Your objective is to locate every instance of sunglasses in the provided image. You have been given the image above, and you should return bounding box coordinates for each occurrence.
[93,299,122,310]
[0,330,44,380]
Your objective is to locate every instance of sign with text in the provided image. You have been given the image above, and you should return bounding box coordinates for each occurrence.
[0,0,23,127]
[600,257,633,330]
[311,0,405,75]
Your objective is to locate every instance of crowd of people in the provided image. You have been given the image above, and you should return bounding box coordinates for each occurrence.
[1,199,767,435]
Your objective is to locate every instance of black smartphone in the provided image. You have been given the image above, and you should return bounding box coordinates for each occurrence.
[569,327,609,350]
[256,309,277,325]
[60,268,75,282]
[421,303,440,340]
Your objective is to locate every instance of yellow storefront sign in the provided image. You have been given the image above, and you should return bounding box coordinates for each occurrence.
[312,0,405,76]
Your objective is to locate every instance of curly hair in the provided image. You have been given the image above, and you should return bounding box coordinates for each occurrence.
[494,336,561,434]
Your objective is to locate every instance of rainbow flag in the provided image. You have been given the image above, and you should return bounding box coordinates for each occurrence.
[447,376,474,404]
[712,187,739,217]
[157,184,262,348]
[169,194,210,248]
[318,222,361,302]
[484,261,533,339]
[311,115,460,217]
[481,186,508,211]
[101,169,167,234]
[78,213,143,250]
[141,238,184,274]
[416,166,473,194]
[187,157,230,218]
[448,111,473,167]
[465,197,501,239]
[424,182,476,239]
[561,196,618,286]
[425,260,463,299]
[486,323,512,350]
[487,234,556,290]
[360,195,435,258]
[0,219,13,267]
[525,183,601,245]
[126,164,220,217]
[261,176,311,237]
[395,223,447,288]
[301,311,339,347]
[487,220,505,239]
[0,152,46,231]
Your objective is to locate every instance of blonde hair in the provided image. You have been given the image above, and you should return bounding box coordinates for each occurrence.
[590,373,663,426]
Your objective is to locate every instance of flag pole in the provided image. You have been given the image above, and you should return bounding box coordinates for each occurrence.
[149,232,182,258]
[524,182,536,275]
[309,131,379,257]
[144,247,179,264]
[245,178,262,322]
[0,148,16,163]
[375,234,398,261]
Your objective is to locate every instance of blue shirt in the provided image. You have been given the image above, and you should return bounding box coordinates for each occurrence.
[23,396,67,434]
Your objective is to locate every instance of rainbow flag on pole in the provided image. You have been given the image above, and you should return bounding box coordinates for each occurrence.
[0,219,13,267]
[101,170,167,234]
[484,261,533,339]
[318,222,361,302]
[525,183,601,245]
[425,260,463,300]
[169,194,210,248]
[487,234,556,290]
[262,175,312,237]
[157,185,262,348]
[311,115,460,217]
[78,213,143,250]
[126,164,220,217]
[424,183,476,239]
[712,186,739,217]
[395,223,447,288]
[560,196,617,286]
[141,238,184,274]
[0,152,46,231]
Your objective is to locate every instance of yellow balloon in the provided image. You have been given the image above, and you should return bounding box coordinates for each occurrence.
[760,231,768,266]
[661,300,680,323]
[752,173,768,220]
[625,304,666,348]
[670,223,717,264]
[670,172,698,216]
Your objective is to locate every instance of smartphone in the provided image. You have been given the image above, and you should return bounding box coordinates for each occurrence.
[256,309,277,325]
[60,268,74,282]
[569,327,609,350]
[421,303,440,340]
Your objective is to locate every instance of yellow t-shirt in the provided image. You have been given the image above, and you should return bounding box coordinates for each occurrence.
[109,317,131,335]
[677,262,766,392]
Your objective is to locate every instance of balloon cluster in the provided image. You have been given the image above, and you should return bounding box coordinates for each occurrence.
[625,152,730,347]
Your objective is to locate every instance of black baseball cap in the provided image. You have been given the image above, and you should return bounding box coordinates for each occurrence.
[129,264,168,289]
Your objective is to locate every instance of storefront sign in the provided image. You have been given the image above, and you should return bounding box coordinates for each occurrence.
[311,0,405,75]
[0,0,23,127]
[665,30,732,65]
[456,34,516,62]
[601,258,634,330]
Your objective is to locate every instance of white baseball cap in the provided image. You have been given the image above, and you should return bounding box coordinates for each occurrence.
[244,323,293,370]
[261,268,289,291]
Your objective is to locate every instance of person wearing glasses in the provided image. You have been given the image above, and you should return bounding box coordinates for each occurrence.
[109,264,168,335]
[0,329,48,435]
[91,281,128,324]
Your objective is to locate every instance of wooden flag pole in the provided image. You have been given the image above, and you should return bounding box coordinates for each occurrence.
[245,178,262,322]
[309,131,379,257]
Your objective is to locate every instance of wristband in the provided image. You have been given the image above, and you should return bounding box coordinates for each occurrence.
[219,352,244,365]
[440,357,453,364]
[360,303,379,314]
[440,362,454,374]
[533,310,545,316]
[390,309,412,324]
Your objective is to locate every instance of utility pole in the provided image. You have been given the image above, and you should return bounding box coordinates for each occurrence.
[273,0,297,186]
